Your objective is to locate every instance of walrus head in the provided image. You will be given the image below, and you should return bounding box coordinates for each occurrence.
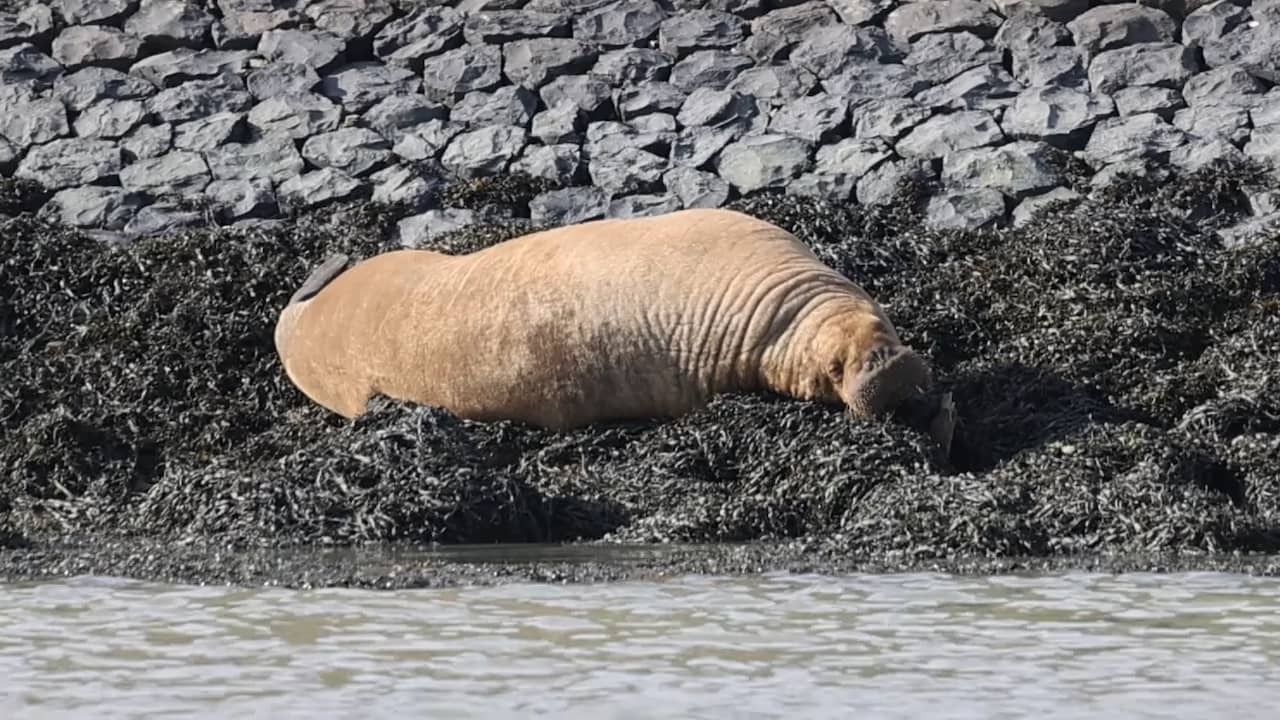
[828,344,957,461]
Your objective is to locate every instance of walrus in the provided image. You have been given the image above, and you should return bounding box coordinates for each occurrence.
[274,208,956,454]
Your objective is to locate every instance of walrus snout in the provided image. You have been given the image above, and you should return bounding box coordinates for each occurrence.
[843,344,957,459]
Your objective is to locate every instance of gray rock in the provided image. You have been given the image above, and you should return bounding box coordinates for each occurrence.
[462,9,569,44]
[16,137,120,189]
[823,62,928,102]
[669,49,754,92]
[1244,122,1280,165]
[0,96,68,146]
[129,48,254,89]
[1088,159,1170,190]
[814,137,892,180]
[372,6,463,67]
[122,202,204,238]
[368,164,438,211]
[1247,187,1280,216]
[0,136,14,173]
[607,193,682,218]
[1112,86,1183,119]
[587,145,668,195]
[213,7,295,50]
[205,132,307,183]
[1066,4,1178,59]
[320,62,420,113]
[1011,45,1086,88]
[726,65,815,108]
[584,119,669,158]
[1200,15,1280,84]
[147,73,252,124]
[57,0,132,26]
[1082,113,1189,167]
[0,42,61,89]
[884,0,1001,45]
[42,185,146,230]
[924,187,1007,231]
[247,92,343,139]
[914,64,1023,112]
[301,127,390,177]
[768,92,847,143]
[574,0,667,47]
[1181,64,1266,108]
[663,165,729,208]
[0,3,55,49]
[124,0,214,50]
[50,25,140,70]
[668,0,762,16]
[204,177,277,221]
[531,101,583,144]
[391,119,462,161]
[990,0,1087,23]
[896,109,1004,158]
[669,125,737,168]
[441,124,528,178]
[529,187,607,227]
[905,31,1002,85]
[540,74,613,117]
[741,2,836,64]
[849,97,932,141]
[1003,85,1115,147]
[121,122,172,161]
[361,94,446,142]
[277,167,366,214]
[451,85,538,128]
[617,82,686,120]
[1215,211,1280,250]
[786,172,860,203]
[790,23,895,80]
[246,62,320,100]
[658,9,746,57]
[119,150,211,196]
[396,208,477,248]
[629,111,677,144]
[503,37,596,89]
[510,143,580,185]
[591,47,672,86]
[303,0,396,42]
[855,157,934,205]
[715,133,811,193]
[421,44,502,101]
[994,9,1072,57]
[941,140,1060,199]
[52,66,154,112]
[1183,0,1250,49]
[1252,89,1280,128]
[1087,42,1199,95]
[1011,185,1081,227]
[1170,136,1246,172]
[72,98,145,139]
[258,29,346,71]
[825,0,893,25]
[675,88,763,137]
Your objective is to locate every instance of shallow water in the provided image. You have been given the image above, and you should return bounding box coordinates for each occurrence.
[3,568,1280,719]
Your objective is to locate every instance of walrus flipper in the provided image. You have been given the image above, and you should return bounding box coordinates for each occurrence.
[289,253,351,305]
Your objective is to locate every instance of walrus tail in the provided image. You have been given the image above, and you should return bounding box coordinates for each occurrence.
[289,253,351,305]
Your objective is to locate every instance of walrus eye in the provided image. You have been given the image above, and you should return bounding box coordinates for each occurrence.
[826,358,843,383]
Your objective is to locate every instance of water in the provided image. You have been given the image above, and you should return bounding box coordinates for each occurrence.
[3,569,1280,719]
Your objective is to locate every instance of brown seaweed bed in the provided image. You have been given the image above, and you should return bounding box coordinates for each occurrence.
[2,160,1279,589]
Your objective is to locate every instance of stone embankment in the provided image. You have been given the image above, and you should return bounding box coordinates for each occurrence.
[3,0,1279,240]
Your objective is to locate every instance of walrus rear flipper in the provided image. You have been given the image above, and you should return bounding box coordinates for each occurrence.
[289,253,351,305]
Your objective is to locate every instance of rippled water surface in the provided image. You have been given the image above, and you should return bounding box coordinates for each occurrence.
[4,569,1280,719]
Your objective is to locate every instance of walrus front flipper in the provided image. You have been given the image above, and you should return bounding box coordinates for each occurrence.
[289,253,351,305]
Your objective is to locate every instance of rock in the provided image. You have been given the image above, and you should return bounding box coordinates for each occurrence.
[1201,16,1280,84]
[668,0,761,16]
[0,136,15,173]
[462,9,569,44]
[629,111,677,144]
[213,7,295,50]
[785,172,860,203]
[826,0,893,25]
[124,0,214,50]
[584,120,668,158]
[940,140,1060,199]
[607,193,682,218]
[1011,45,1086,88]
[715,133,811,193]
[531,101,583,143]
[1011,186,1081,227]
[896,109,1003,158]
[587,145,667,195]
[72,98,145,139]
[767,92,846,143]
[50,25,140,70]
[1215,211,1280,249]
[528,187,608,227]
[53,66,154,112]
[994,9,1073,57]
[849,97,932,141]
[303,0,396,42]
[658,9,746,57]
[510,143,580,185]
[204,177,277,221]
[205,132,306,183]
[741,2,836,64]
[990,0,1087,23]
[0,4,55,49]
[914,64,1022,112]
[669,125,737,168]
[367,164,438,211]
[451,85,538,128]
[57,0,132,25]
[119,150,211,196]
[1253,90,1280,128]
[823,62,928,102]
[675,88,763,136]
[396,208,476,247]
[726,65,815,108]
[904,31,1002,85]
[1170,136,1246,172]
[855,157,934,205]
[669,49,754,92]
[1112,86,1183,119]
[121,122,172,161]
[1082,113,1189,167]
[1087,42,1200,95]
[258,29,346,71]
[1088,159,1170,190]
[1244,122,1280,165]
[362,94,446,142]
[1181,64,1267,108]
[301,127,390,177]
[391,119,462,161]
[372,5,463,66]
[574,0,667,47]
[503,38,596,89]
[1066,4,1178,59]
[924,187,1007,231]
[1003,85,1115,147]
[15,137,120,189]
[441,124,527,178]
[247,92,342,139]
[0,96,68,146]
[320,62,420,113]
[41,185,146,229]
[663,165,729,208]
[790,23,896,80]
[420,44,502,101]
[276,166,365,213]
[129,48,254,89]
[591,47,672,86]
[246,63,320,100]
[146,73,252,124]
[0,42,61,89]
[883,0,1001,45]
[1182,0,1250,49]
[540,74,613,117]
[814,136,892,180]
[122,202,203,237]
[616,82,686,121]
